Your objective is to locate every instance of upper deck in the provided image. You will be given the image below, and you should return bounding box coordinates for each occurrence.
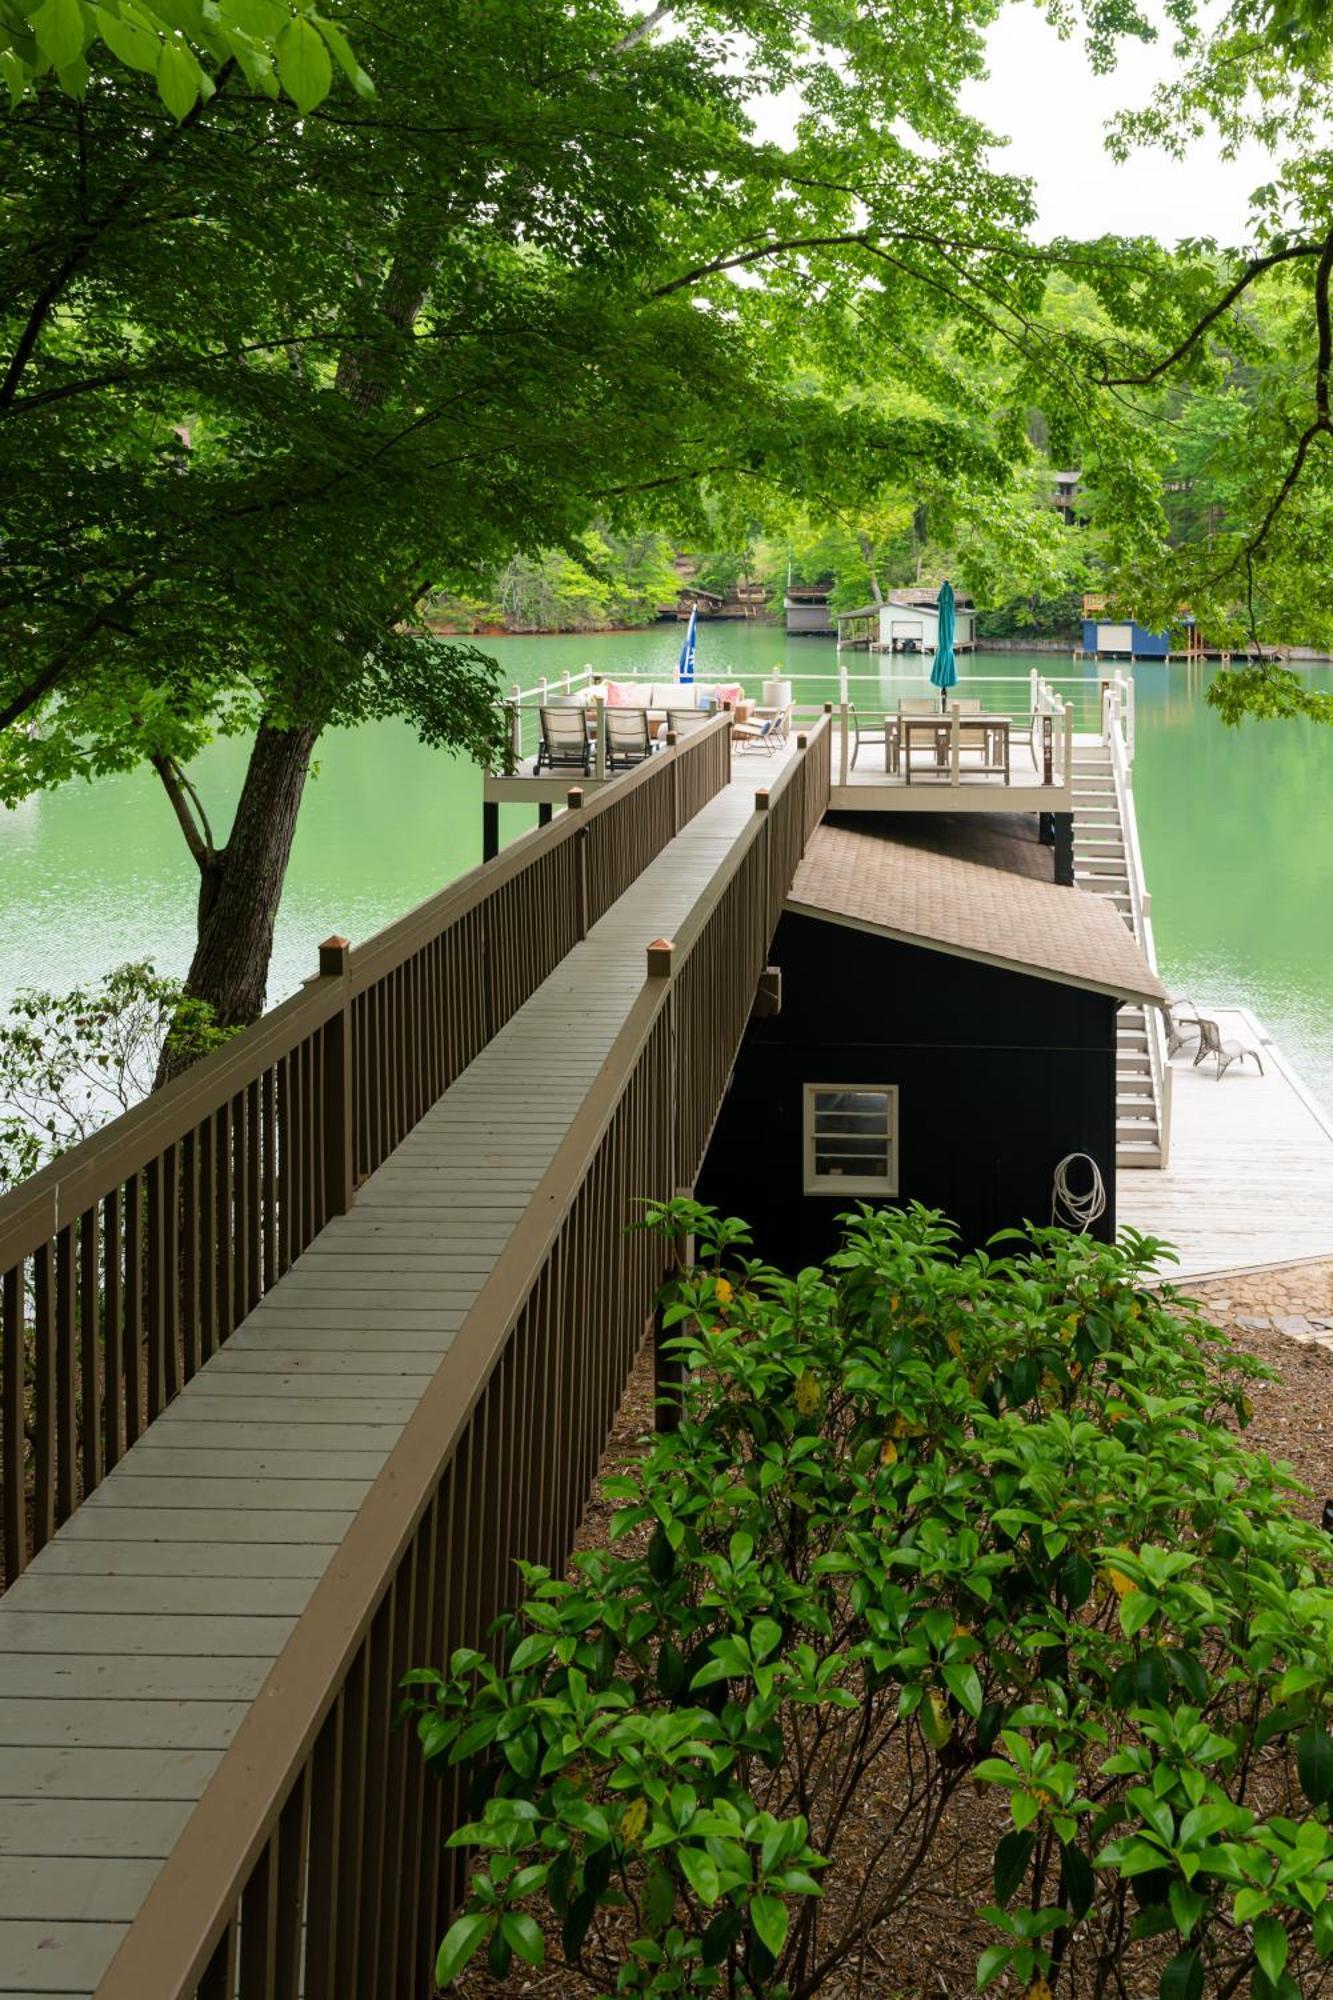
[482,664,1087,820]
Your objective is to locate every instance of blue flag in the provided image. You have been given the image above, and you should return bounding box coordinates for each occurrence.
[678,603,698,683]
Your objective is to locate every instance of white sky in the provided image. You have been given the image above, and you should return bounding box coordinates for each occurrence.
[962,8,1279,246]
[741,4,1281,249]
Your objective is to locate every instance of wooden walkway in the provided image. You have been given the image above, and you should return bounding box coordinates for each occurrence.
[0,748,794,1999]
[1120,1007,1333,1280]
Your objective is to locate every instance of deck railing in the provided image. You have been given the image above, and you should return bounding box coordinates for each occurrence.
[91,713,832,2000]
[0,715,733,1591]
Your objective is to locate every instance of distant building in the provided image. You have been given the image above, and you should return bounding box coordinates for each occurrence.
[784,585,835,635]
[1080,597,1169,658]
[697,814,1164,1262]
[835,589,977,653]
[1052,470,1081,523]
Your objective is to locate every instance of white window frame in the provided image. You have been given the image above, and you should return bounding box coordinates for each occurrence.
[803,1083,899,1197]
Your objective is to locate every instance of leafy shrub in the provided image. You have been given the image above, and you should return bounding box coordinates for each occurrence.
[0,961,230,1190]
[405,1202,1333,1999]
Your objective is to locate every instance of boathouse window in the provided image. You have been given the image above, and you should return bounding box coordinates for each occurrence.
[803,1085,898,1196]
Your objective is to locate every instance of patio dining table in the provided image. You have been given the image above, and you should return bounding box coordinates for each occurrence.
[899,712,1011,784]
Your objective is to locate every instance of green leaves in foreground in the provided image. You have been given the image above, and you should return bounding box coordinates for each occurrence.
[0,0,370,116]
[403,1204,1333,1996]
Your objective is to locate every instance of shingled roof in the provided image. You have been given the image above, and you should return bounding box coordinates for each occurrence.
[787,820,1166,1006]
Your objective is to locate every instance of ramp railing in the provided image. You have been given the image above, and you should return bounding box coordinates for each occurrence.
[90,713,831,2000]
[0,716,732,1590]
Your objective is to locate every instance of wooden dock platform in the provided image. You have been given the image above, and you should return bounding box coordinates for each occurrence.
[1119,1008,1333,1280]
[0,748,796,1999]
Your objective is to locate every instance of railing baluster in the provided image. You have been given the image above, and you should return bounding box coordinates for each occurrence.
[54,1223,76,1525]
[103,1188,124,1470]
[32,1242,54,1551]
[79,1205,102,1499]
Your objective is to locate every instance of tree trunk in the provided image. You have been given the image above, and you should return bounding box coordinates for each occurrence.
[159,720,319,1079]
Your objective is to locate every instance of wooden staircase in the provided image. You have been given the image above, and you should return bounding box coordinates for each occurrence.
[1071,739,1165,1167]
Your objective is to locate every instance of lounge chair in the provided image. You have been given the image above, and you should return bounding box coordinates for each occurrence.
[733,709,786,754]
[1193,1016,1265,1080]
[606,707,653,769]
[536,705,592,775]
[666,707,712,735]
[1164,995,1200,1057]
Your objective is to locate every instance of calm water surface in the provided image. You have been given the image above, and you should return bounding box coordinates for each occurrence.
[4,629,1332,1108]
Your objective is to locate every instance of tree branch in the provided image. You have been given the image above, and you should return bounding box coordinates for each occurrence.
[149,752,215,870]
[1101,240,1323,388]
[612,3,673,55]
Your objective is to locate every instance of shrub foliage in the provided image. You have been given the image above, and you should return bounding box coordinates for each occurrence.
[406,1203,1333,1999]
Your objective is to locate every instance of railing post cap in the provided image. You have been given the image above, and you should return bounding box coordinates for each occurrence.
[823,701,833,713]
[318,935,350,975]
[796,733,807,749]
[754,788,770,810]
[647,937,675,977]
[567,786,584,809]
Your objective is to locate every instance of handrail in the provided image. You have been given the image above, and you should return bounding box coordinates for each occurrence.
[91,718,832,2000]
[1103,684,1169,1163]
[0,714,734,1589]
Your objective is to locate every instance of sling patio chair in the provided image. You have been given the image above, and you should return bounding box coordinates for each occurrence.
[606,706,653,769]
[536,705,592,776]
[666,707,712,735]
[849,702,895,770]
[1193,1015,1265,1080]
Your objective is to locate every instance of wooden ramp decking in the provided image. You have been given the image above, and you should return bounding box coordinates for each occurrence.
[0,748,796,1999]
[1120,1008,1333,1280]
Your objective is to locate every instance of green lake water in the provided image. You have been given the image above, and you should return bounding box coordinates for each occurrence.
[4,628,1333,1109]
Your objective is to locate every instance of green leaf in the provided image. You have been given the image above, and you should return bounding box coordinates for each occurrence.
[509,1632,553,1672]
[1253,1914,1289,1986]
[1119,1589,1157,1638]
[942,1662,983,1718]
[274,10,329,109]
[976,1943,1011,1990]
[1159,1947,1203,2000]
[95,4,160,72]
[643,1866,675,1934]
[500,1913,545,1967]
[1060,1843,1095,1922]
[435,1912,490,1988]
[155,34,201,115]
[30,0,84,69]
[751,1894,789,1959]
[1314,1896,1333,1960]
[1298,1728,1333,1807]
[678,1847,720,1906]
[993,1830,1034,1906]
[1168,1881,1206,1940]
[312,12,370,94]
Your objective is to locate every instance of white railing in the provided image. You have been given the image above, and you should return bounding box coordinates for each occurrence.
[1103,678,1170,1163]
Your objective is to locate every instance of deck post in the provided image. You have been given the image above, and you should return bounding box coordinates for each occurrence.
[318,937,354,1217]
[1053,814,1074,886]
[838,702,849,786]
[482,800,499,863]
[949,703,961,785]
[1041,713,1053,787]
[646,937,675,978]
[594,701,607,782]
[538,802,553,828]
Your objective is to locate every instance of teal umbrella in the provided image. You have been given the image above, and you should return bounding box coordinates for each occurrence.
[930,580,958,712]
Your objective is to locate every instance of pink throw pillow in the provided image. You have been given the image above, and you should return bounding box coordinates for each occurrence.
[604,680,630,707]
[715,682,744,709]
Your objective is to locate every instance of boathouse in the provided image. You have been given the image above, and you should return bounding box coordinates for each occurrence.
[835,590,977,653]
[784,585,835,634]
[697,813,1165,1264]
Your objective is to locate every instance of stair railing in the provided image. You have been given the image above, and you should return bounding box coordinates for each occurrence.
[1102,681,1170,1164]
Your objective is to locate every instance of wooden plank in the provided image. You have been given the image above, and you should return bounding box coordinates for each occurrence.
[0,1798,193,1857]
[0,1918,130,1992]
[146,1394,417,1425]
[83,1477,370,1513]
[0,1656,271,1701]
[0,1747,221,1798]
[104,1447,390,1481]
[194,1349,441,1376]
[28,1541,332,1580]
[145,1422,402,1454]
[0,1615,295,1656]
[0,1698,248,1750]
[51,1508,352,1544]
[2,1574,314,1617]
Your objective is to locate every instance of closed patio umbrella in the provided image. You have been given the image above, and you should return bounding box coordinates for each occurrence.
[930,580,958,712]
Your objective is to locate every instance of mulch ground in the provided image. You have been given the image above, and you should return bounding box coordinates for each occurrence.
[444,1262,1333,1999]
